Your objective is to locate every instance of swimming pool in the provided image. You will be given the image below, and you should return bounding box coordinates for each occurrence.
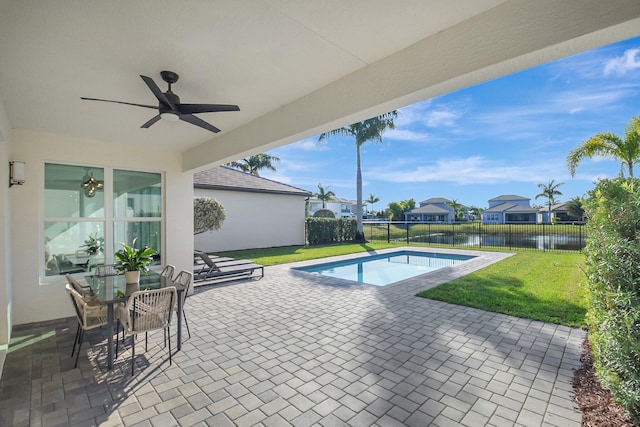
[294,250,475,286]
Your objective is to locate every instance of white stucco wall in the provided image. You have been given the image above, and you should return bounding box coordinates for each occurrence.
[9,129,194,325]
[194,188,307,252]
[0,94,13,367]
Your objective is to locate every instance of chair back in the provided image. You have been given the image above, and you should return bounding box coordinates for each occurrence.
[174,270,193,295]
[123,287,176,335]
[198,253,218,269]
[95,264,120,277]
[65,284,107,330]
[160,264,175,280]
[66,273,94,298]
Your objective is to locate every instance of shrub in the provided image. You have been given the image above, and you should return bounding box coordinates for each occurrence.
[313,209,336,218]
[306,218,356,244]
[194,197,226,235]
[583,177,640,424]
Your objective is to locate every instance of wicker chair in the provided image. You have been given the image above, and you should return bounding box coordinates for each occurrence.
[116,287,177,375]
[65,273,95,299]
[65,284,108,368]
[173,270,193,339]
[95,264,121,277]
[160,264,175,280]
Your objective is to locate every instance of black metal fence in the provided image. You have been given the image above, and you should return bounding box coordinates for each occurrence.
[362,221,587,252]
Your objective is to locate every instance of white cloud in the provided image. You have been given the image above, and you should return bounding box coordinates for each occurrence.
[604,48,640,76]
[425,109,459,127]
[385,128,431,142]
[372,156,565,185]
[280,138,330,152]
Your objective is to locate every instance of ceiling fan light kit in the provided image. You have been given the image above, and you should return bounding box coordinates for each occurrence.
[81,71,239,133]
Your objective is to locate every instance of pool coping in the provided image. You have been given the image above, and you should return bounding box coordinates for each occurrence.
[286,246,515,292]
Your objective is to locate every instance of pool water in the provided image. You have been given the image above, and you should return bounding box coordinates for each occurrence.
[294,251,475,286]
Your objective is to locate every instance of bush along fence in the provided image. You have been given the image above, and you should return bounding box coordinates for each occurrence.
[362,221,586,252]
[584,178,640,424]
[306,218,357,245]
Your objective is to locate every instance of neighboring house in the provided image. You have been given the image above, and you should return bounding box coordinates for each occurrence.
[482,195,538,224]
[537,202,584,224]
[194,166,311,252]
[405,198,455,223]
[308,197,357,218]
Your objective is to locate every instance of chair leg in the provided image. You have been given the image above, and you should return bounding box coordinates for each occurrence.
[74,329,84,368]
[145,332,148,352]
[71,323,80,357]
[183,310,191,339]
[116,325,120,358]
[168,326,172,366]
[131,334,136,376]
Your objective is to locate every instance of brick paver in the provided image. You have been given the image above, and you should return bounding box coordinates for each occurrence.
[0,247,584,426]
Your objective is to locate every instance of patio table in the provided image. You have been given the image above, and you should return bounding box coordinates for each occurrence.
[85,271,186,370]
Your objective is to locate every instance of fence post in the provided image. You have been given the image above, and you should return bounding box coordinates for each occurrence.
[542,223,545,252]
[508,223,512,250]
[478,221,482,248]
[579,225,583,251]
[406,222,410,244]
[387,222,390,243]
[452,222,455,247]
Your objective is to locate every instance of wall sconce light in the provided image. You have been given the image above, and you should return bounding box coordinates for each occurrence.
[9,161,25,187]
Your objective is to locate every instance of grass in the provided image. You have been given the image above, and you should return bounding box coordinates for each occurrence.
[417,251,588,327]
[215,243,588,328]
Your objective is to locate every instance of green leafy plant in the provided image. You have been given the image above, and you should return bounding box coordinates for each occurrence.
[114,240,156,273]
[82,233,104,254]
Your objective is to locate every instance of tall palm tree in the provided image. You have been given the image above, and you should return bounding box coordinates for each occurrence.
[318,112,397,234]
[316,182,335,208]
[365,193,380,217]
[566,197,585,221]
[535,179,564,223]
[566,115,640,178]
[226,153,280,176]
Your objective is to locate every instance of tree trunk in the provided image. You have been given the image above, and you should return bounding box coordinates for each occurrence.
[356,143,363,234]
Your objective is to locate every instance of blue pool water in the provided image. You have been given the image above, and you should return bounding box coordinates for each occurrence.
[294,251,475,286]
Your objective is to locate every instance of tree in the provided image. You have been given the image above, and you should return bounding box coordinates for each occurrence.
[318,112,398,235]
[315,182,335,208]
[387,199,415,221]
[566,197,585,221]
[193,197,226,235]
[226,153,280,176]
[365,193,380,216]
[468,205,483,220]
[566,115,640,178]
[446,199,463,220]
[535,179,564,223]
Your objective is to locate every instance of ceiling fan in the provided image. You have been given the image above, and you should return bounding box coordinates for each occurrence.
[81,71,239,133]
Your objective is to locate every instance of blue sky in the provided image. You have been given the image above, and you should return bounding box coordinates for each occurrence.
[261,35,640,211]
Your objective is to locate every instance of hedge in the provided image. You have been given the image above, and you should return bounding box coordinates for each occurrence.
[584,178,640,424]
[306,218,357,245]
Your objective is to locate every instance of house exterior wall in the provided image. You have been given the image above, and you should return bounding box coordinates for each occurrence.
[308,199,355,218]
[8,129,194,325]
[194,188,307,252]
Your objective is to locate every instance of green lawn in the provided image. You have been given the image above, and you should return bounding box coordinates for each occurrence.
[216,244,588,328]
[418,251,588,327]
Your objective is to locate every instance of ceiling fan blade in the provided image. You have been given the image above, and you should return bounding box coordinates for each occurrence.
[141,114,161,128]
[180,114,221,133]
[81,97,158,110]
[140,75,175,110]
[178,103,240,114]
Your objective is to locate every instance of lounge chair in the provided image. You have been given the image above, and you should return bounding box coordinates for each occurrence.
[195,252,253,277]
[194,252,264,282]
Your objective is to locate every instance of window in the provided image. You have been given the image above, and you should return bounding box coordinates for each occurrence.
[43,164,162,278]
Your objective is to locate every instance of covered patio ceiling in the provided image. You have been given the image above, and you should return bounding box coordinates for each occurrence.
[1,0,639,172]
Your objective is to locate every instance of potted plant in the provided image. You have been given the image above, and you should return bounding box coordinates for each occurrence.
[115,240,156,284]
[82,233,104,254]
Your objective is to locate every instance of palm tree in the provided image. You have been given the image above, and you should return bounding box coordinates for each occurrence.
[446,198,463,220]
[566,115,640,178]
[365,193,380,217]
[535,179,564,223]
[566,197,585,221]
[226,153,280,176]
[318,112,397,234]
[316,182,335,208]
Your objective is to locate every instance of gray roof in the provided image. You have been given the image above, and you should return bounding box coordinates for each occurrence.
[488,194,530,202]
[484,202,538,213]
[194,166,311,197]
[408,204,453,214]
[419,197,450,205]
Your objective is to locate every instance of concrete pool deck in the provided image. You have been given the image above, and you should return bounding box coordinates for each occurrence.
[0,247,585,426]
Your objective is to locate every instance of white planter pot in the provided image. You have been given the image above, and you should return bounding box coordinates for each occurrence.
[125,270,140,285]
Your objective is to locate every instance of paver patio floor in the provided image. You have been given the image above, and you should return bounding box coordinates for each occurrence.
[0,248,584,426]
